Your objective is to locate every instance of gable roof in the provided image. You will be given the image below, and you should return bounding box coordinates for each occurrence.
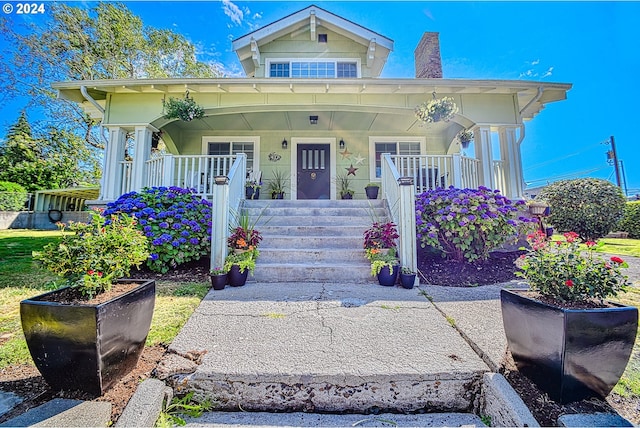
[232,5,394,77]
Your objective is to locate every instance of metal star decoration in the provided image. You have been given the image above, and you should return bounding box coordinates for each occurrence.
[339,148,352,159]
[346,164,358,176]
[353,154,365,165]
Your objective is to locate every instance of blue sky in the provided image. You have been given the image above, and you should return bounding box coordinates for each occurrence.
[2,1,639,196]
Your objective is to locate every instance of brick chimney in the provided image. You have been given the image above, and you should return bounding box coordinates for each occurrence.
[414,32,442,78]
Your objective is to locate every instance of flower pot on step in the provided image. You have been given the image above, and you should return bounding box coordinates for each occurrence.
[400,273,416,289]
[20,279,156,396]
[210,274,227,290]
[377,265,398,286]
[228,264,249,286]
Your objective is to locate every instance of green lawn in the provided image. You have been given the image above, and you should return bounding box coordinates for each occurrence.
[595,238,640,258]
[0,229,208,369]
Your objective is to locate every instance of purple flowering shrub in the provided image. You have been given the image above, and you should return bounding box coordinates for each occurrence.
[415,186,533,262]
[103,187,213,273]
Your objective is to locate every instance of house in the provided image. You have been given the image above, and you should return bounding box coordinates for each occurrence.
[53,5,571,270]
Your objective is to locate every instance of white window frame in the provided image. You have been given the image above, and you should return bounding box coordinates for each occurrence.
[368,136,426,182]
[266,58,361,78]
[201,136,261,176]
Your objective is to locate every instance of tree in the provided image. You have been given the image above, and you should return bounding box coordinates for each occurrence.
[0,113,101,191]
[539,178,626,241]
[0,2,223,149]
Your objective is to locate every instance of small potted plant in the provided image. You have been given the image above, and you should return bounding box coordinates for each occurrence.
[209,267,227,290]
[336,173,354,199]
[368,248,400,286]
[503,230,636,403]
[364,182,380,200]
[400,266,417,289]
[267,169,288,199]
[25,210,154,395]
[223,251,257,287]
[363,221,399,253]
[414,96,458,123]
[162,91,205,122]
[245,179,261,200]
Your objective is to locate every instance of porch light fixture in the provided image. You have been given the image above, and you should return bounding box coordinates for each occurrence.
[309,115,318,125]
[214,175,229,185]
[339,139,345,150]
[282,138,288,149]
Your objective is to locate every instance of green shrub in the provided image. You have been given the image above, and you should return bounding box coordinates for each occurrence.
[618,201,640,239]
[539,178,626,241]
[34,211,149,298]
[0,181,28,211]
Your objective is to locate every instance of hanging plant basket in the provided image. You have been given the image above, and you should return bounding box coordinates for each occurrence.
[415,96,458,123]
[457,129,473,148]
[163,91,205,122]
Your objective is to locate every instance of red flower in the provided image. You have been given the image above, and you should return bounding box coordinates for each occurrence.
[611,256,624,264]
[88,270,94,275]
[563,232,579,243]
[585,241,597,248]
[565,279,574,287]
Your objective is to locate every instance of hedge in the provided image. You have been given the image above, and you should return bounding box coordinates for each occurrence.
[0,181,28,211]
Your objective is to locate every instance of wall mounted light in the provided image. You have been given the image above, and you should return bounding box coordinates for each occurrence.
[339,138,345,150]
[309,115,318,125]
[282,138,288,149]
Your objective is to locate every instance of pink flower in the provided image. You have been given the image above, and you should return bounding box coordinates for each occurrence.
[585,241,597,247]
[563,232,579,243]
[611,256,624,264]
[565,279,574,287]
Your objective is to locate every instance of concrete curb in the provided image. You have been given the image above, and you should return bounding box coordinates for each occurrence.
[0,398,111,427]
[116,378,173,427]
[480,372,540,427]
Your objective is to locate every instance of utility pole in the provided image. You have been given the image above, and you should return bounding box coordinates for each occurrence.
[605,135,622,189]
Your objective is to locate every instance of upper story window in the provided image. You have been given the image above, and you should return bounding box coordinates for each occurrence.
[268,59,359,78]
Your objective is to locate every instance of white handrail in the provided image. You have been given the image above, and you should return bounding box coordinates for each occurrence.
[381,153,417,277]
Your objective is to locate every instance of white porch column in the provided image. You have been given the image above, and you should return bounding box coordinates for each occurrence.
[102,127,127,201]
[130,125,156,192]
[499,126,524,199]
[473,126,495,189]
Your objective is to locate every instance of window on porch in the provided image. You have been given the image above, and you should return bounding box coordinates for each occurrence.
[207,141,256,174]
[372,141,421,178]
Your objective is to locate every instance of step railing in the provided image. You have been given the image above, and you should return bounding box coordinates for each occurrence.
[211,153,246,271]
[381,153,417,277]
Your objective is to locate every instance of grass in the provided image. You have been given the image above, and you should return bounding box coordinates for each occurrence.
[593,238,640,258]
[0,229,208,369]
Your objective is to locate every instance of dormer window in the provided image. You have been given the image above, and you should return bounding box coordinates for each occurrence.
[268,59,360,78]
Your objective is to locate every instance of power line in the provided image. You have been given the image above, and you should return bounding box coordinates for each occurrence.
[525,167,607,185]
[524,142,604,172]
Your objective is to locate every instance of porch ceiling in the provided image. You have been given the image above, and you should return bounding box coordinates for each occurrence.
[163,109,438,133]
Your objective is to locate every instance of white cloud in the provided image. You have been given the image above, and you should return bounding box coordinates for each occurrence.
[519,60,554,80]
[531,59,540,66]
[222,0,243,26]
[541,67,554,78]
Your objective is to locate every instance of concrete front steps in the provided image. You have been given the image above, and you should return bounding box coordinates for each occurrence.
[244,199,389,283]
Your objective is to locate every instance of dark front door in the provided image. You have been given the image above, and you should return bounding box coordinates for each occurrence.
[297,144,331,199]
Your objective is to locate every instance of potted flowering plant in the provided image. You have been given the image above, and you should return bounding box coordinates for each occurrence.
[24,210,155,395]
[210,267,227,290]
[363,221,399,252]
[414,96,458,123]
[368,248,400,286]
[364,182,380,200]
[502,230,636,403]
[163,91,205,122]
[223,250,257,287]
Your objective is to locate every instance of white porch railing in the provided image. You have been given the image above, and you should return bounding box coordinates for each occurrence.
[143,155,237,199]
[493,160,506,194]
[391,155,480,193]
[120,161,133,195]
[381,153,417,278]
